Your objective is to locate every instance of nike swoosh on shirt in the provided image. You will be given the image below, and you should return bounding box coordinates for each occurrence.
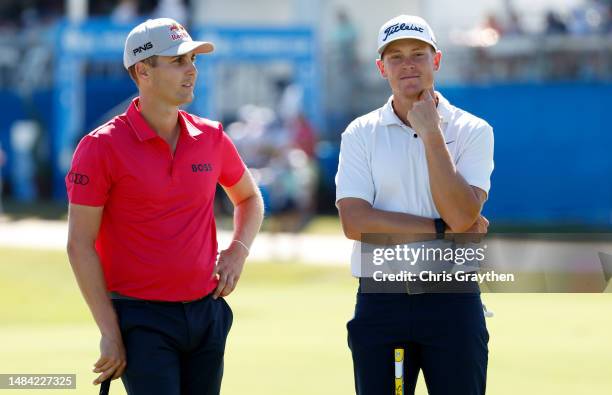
[445,140,455,144]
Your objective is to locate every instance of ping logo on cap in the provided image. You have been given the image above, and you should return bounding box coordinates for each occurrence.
[383,23,425,42]
[169,23,189,41]
[132,41,153,55]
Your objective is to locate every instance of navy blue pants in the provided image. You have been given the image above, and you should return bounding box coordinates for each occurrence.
[347,289,489,395]
[112,295,233,395]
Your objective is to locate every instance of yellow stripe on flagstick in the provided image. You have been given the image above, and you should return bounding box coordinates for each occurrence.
[395,348,404,395]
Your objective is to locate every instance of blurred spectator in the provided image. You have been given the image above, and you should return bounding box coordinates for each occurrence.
[331,9,358,62]
[227,86,318,233]
[227,104,276,169]
[277,81,317,157]
[504,11,524,36]
[90,0,115,16]
[111,0,139,24]
[499,0,524,37]
[327,8,359,135]
[568,0,609,35]
[0,0,63,31]
[92,0,159,17]
[153,0,188,25]
[483,13,504,35]
[278,81,302,122]
[290,114,317,158]
[545,10,568,34]
[569,6,591,35]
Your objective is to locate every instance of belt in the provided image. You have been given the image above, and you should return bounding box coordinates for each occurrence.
[109,291,209,304]
[358,276,480,294]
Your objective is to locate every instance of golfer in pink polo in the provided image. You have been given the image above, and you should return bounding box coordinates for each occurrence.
[66,18,264,395]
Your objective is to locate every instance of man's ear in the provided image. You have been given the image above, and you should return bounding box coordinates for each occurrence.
[376,58,387,79]
[135,62,150,82]
[433,51,442,72]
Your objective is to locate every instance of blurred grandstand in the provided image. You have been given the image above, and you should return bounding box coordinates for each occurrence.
[0,0,610,228]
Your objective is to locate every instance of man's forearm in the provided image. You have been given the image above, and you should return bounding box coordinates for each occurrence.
[230,193,264,249]
[340,202,437,241]
[67,245,120,338]
[423,134,481,231]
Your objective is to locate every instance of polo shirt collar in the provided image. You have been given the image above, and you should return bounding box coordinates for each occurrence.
[126,98,157,141]
[178,110,204,139]
[126,97,203,142]
[380,91,453,127]
[380,95,403,127]
[436,92,453,124]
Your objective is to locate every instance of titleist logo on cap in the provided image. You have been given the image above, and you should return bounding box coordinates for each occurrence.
[383,23,425,41]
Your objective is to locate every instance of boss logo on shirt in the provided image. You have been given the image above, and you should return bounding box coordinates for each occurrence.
[192,163,213,172]
[68,172,90,185]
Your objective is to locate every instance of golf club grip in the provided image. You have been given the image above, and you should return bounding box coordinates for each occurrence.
[99,379,111,395]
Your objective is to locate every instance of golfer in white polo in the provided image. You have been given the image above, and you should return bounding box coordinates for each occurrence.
[335,15,494,394]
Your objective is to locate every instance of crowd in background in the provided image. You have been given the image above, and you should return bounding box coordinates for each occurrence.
[0,0,610,90]
[0,0,191,29]
[224,97,318,231]
[480,0,612,37]
[2,0,610,35]
[0,0,611,222]
[0,0,320,226]
[453,0,612,82]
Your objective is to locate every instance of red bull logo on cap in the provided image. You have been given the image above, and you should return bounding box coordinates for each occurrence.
[168,23,189,41]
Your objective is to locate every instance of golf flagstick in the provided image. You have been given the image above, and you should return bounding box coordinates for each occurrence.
[99,379,110,395]
[394,348,404,395]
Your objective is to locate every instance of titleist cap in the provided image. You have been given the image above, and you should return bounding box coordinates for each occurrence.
[377,15,438,55]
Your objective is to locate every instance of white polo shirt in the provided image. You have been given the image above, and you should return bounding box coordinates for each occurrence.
[335,92,494,276]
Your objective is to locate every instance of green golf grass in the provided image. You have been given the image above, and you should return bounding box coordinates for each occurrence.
[0,247,611,394]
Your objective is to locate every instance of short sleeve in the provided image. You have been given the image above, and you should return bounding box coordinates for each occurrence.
[456,123,494,194]
[335,123,375,206]
[218,127,246,187]
[65,135,113,206]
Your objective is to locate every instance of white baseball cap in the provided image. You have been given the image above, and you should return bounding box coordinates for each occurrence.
[377,15,438,56]
[123,18,214,69]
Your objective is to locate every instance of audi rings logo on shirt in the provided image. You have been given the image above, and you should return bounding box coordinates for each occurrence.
[68,172,90,185]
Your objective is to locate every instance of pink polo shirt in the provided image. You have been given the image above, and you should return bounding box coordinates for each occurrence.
[66,98,246,301]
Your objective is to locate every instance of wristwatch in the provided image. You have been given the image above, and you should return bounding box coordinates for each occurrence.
[434,218,446,239]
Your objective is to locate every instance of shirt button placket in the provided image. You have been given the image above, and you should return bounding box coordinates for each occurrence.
[169,149,179,184]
